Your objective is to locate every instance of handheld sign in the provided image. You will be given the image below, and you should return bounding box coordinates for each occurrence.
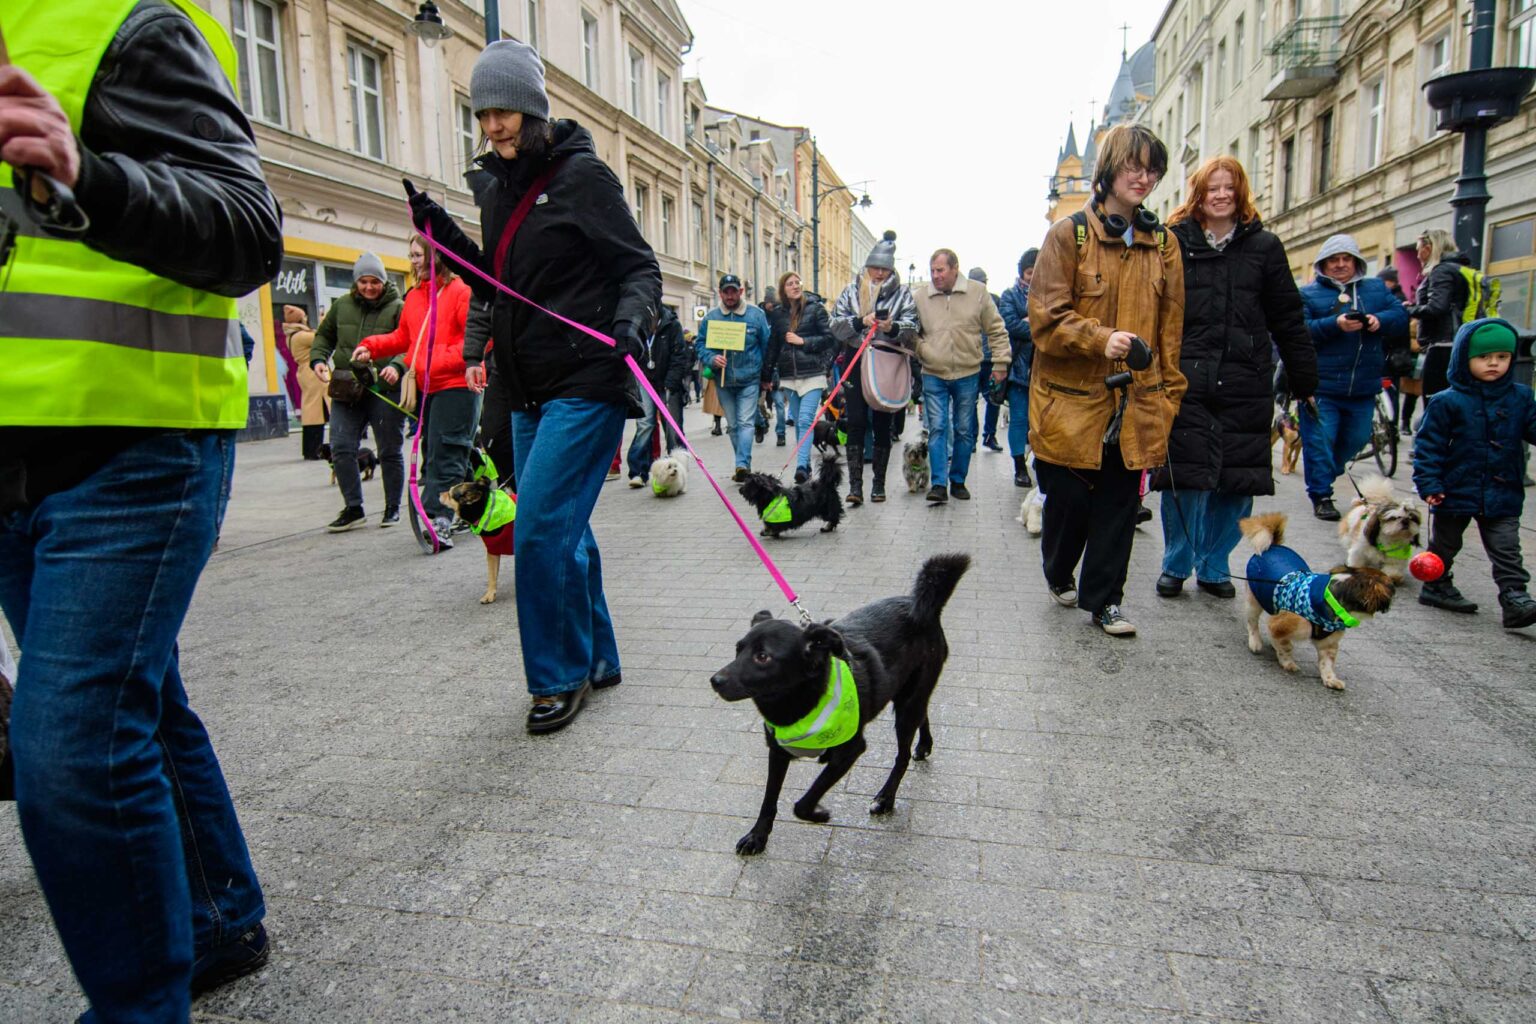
[706,320,747,351]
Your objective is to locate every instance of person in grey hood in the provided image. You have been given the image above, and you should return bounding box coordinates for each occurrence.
[1296,233,1408,520]
[830,231,920,504]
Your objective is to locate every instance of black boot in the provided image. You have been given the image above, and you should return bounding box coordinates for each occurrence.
[1013,454,1032,488]
[846,447,864,506]
[1500,589,1536,629]
[1420,579,1478,614]
[870,445,890,502]
[301,424,325,460]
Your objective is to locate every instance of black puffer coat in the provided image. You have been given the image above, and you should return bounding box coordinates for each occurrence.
[765,295,835,382]
[1150,219,1318,495]
[1412,255,1472,348]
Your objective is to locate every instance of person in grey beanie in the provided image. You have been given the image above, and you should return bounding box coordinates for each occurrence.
[406,38,661,735]
[307,251,406,532]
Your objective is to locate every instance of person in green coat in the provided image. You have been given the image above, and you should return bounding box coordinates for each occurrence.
[309,253,406,530]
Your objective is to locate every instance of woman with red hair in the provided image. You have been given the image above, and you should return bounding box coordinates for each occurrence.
[1149,156,1317,598]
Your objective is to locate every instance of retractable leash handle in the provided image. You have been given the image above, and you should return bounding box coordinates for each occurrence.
[415,212,808,615]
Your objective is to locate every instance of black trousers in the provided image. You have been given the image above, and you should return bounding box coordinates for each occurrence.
[843,379,893,452]
[1429,509,1529,594]
[1036,444,1142,612]
[477,366,515,488]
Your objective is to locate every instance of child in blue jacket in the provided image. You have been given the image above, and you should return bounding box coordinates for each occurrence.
[1412,318,1536,628]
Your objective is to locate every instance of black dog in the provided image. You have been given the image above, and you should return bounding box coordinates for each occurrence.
[710,553,971,855]
[325,445,377,484]
[811,417,843,455]
[737,452,844,537]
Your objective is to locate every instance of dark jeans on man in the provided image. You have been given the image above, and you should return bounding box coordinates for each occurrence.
[1429,510,1530,594]
[422,387,478,520]
[0,431,264,1023]
[1036,444,1143,612]
[330,390,405,511]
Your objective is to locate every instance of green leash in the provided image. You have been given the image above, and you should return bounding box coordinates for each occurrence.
[366,387,418,420]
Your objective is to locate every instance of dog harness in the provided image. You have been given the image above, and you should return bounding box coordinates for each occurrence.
[1247,544,1355,634]
[472,489,517,557]
[762,495,793,525]
[1376,540,1413,561]
[771,656,859,758]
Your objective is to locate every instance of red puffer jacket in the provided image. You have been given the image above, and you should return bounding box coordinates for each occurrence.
[360,277,471,394]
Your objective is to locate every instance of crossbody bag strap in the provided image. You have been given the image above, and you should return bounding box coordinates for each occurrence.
[492,158,566,281]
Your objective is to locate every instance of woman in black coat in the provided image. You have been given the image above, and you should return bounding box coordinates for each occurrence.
[763,271,835,482]
[409,40,661,734]
[1150,156,1318,598]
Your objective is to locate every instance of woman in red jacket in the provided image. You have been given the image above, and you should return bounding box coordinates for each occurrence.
[356,235,473,545]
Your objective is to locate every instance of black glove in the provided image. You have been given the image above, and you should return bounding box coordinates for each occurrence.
[612,321,645,363]
[403,178,443,234]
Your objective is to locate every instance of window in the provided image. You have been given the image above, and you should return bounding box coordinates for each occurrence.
[526,0,541,52]
[1317,109,1334,193]
[581,11,599,90]
[693,199,705,261]
[633,182,649,235]
[1289,0,1302,22]
[628,47,644,118]
[1362,77,1385,169]
[347,43,385,160]
[1249,125,1263,194]
[1490,217,1535,263]
[1514,0,1536,68]
[1420,33,1452,138]
[456,95,477,167]
[1216,40,1227,99]
[713,213,724,267]
[1234,16,1245,82]
[660,195,675,255]
[729,225,739,271]
[1280,135,1294,212]
[656,72,671,134]
[230,0,285,125]
[1257,0,1267,48]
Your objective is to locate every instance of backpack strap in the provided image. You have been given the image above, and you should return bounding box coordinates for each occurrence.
[1070,210,1088,251]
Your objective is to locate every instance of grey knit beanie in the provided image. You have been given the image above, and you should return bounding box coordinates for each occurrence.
[471,40,550,120]
[967,267,988,284]
[865,230,897,270]
[353,252,386,283]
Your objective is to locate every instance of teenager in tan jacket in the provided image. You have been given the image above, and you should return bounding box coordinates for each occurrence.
[912,249,1010,502]
[1027,124,1186,637]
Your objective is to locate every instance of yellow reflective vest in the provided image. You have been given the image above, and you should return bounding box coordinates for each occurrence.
[0,0,249,428]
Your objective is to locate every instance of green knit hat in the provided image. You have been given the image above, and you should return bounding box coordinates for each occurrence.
[1467,321,1518,358]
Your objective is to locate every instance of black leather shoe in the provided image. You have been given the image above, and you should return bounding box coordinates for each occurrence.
[1419,582,1477,614]
[950,483,971,500]
[1502,591,1536,629]
[527,682,592,733]
[1196,579,1237,599]
[592,673,622,690]
[1312,497,1341,521]
[191,924,269,995]
[926,485,948,504]
[1156,573,1184,597]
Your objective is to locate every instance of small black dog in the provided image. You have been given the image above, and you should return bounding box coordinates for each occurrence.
[326,445,378,484]
[811,417,843,455]
[738,452,843,537]
[710,553,972,855]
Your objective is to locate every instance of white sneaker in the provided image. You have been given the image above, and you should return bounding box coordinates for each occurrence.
[1095,605,1136,637]
[1048,583,1077,607]
[628,477,643,489]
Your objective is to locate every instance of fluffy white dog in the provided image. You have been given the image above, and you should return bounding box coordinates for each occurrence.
[649,455,688,497]
[1016,488,1045,536]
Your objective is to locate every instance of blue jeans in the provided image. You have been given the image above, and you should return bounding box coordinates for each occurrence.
[781,384,825,472]
[921,373,980,487]
[0,431,263,1024]
[773,387,790,440]
[1298,394,1376,501]
[626,388,661,481]
[511,399,626,696]
[718,382,761,470]
[1159,489,1253,583]
[1006,384,1030,458]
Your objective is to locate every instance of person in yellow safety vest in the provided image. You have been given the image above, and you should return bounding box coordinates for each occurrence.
[0,1,282,1019]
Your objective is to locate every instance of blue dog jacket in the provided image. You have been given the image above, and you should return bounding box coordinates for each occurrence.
[1247,544,1350,634]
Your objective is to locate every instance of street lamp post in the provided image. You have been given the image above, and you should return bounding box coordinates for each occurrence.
[807,137,871,295]
[410,0,499,48]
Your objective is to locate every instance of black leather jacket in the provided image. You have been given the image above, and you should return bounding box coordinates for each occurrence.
[1,0,283,511]
[23,0,282,295]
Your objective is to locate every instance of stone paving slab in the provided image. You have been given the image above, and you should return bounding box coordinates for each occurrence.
[2,405,1534,1022]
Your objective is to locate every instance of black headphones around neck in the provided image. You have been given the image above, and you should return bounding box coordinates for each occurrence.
[1091,200,1161,237]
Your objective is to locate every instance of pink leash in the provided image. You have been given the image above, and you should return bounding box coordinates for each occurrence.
[418,226,811,620]
[779,321,878,475]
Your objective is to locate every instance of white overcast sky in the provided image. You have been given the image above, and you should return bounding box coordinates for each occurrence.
[677,0,1164,291]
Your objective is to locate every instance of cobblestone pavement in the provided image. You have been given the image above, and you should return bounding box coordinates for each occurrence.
[2,406,1534,1023]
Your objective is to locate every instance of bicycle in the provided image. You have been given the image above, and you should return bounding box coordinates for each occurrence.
[1356,379,1399,478]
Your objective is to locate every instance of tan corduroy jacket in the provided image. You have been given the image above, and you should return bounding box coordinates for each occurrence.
[1026,211,1186,471]
[912,275,1011,381]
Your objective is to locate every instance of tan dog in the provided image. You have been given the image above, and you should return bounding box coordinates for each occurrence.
[1272,411,1302,475]
[1240,512,1396,691]
[1339,475,1422,581]
[440,479,515,604]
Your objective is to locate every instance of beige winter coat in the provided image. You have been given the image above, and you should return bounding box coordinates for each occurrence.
[911,275,1010,381]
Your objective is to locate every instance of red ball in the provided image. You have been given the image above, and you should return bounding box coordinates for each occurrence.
[1410,552,1445,582]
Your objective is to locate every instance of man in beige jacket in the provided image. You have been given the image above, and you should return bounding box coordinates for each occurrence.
[912,249,1010,502]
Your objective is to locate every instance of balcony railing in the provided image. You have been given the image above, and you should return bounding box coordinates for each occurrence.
[1263,16,1346,101]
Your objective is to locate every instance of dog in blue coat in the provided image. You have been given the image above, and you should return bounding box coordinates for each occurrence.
[1240,512,1396,690]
